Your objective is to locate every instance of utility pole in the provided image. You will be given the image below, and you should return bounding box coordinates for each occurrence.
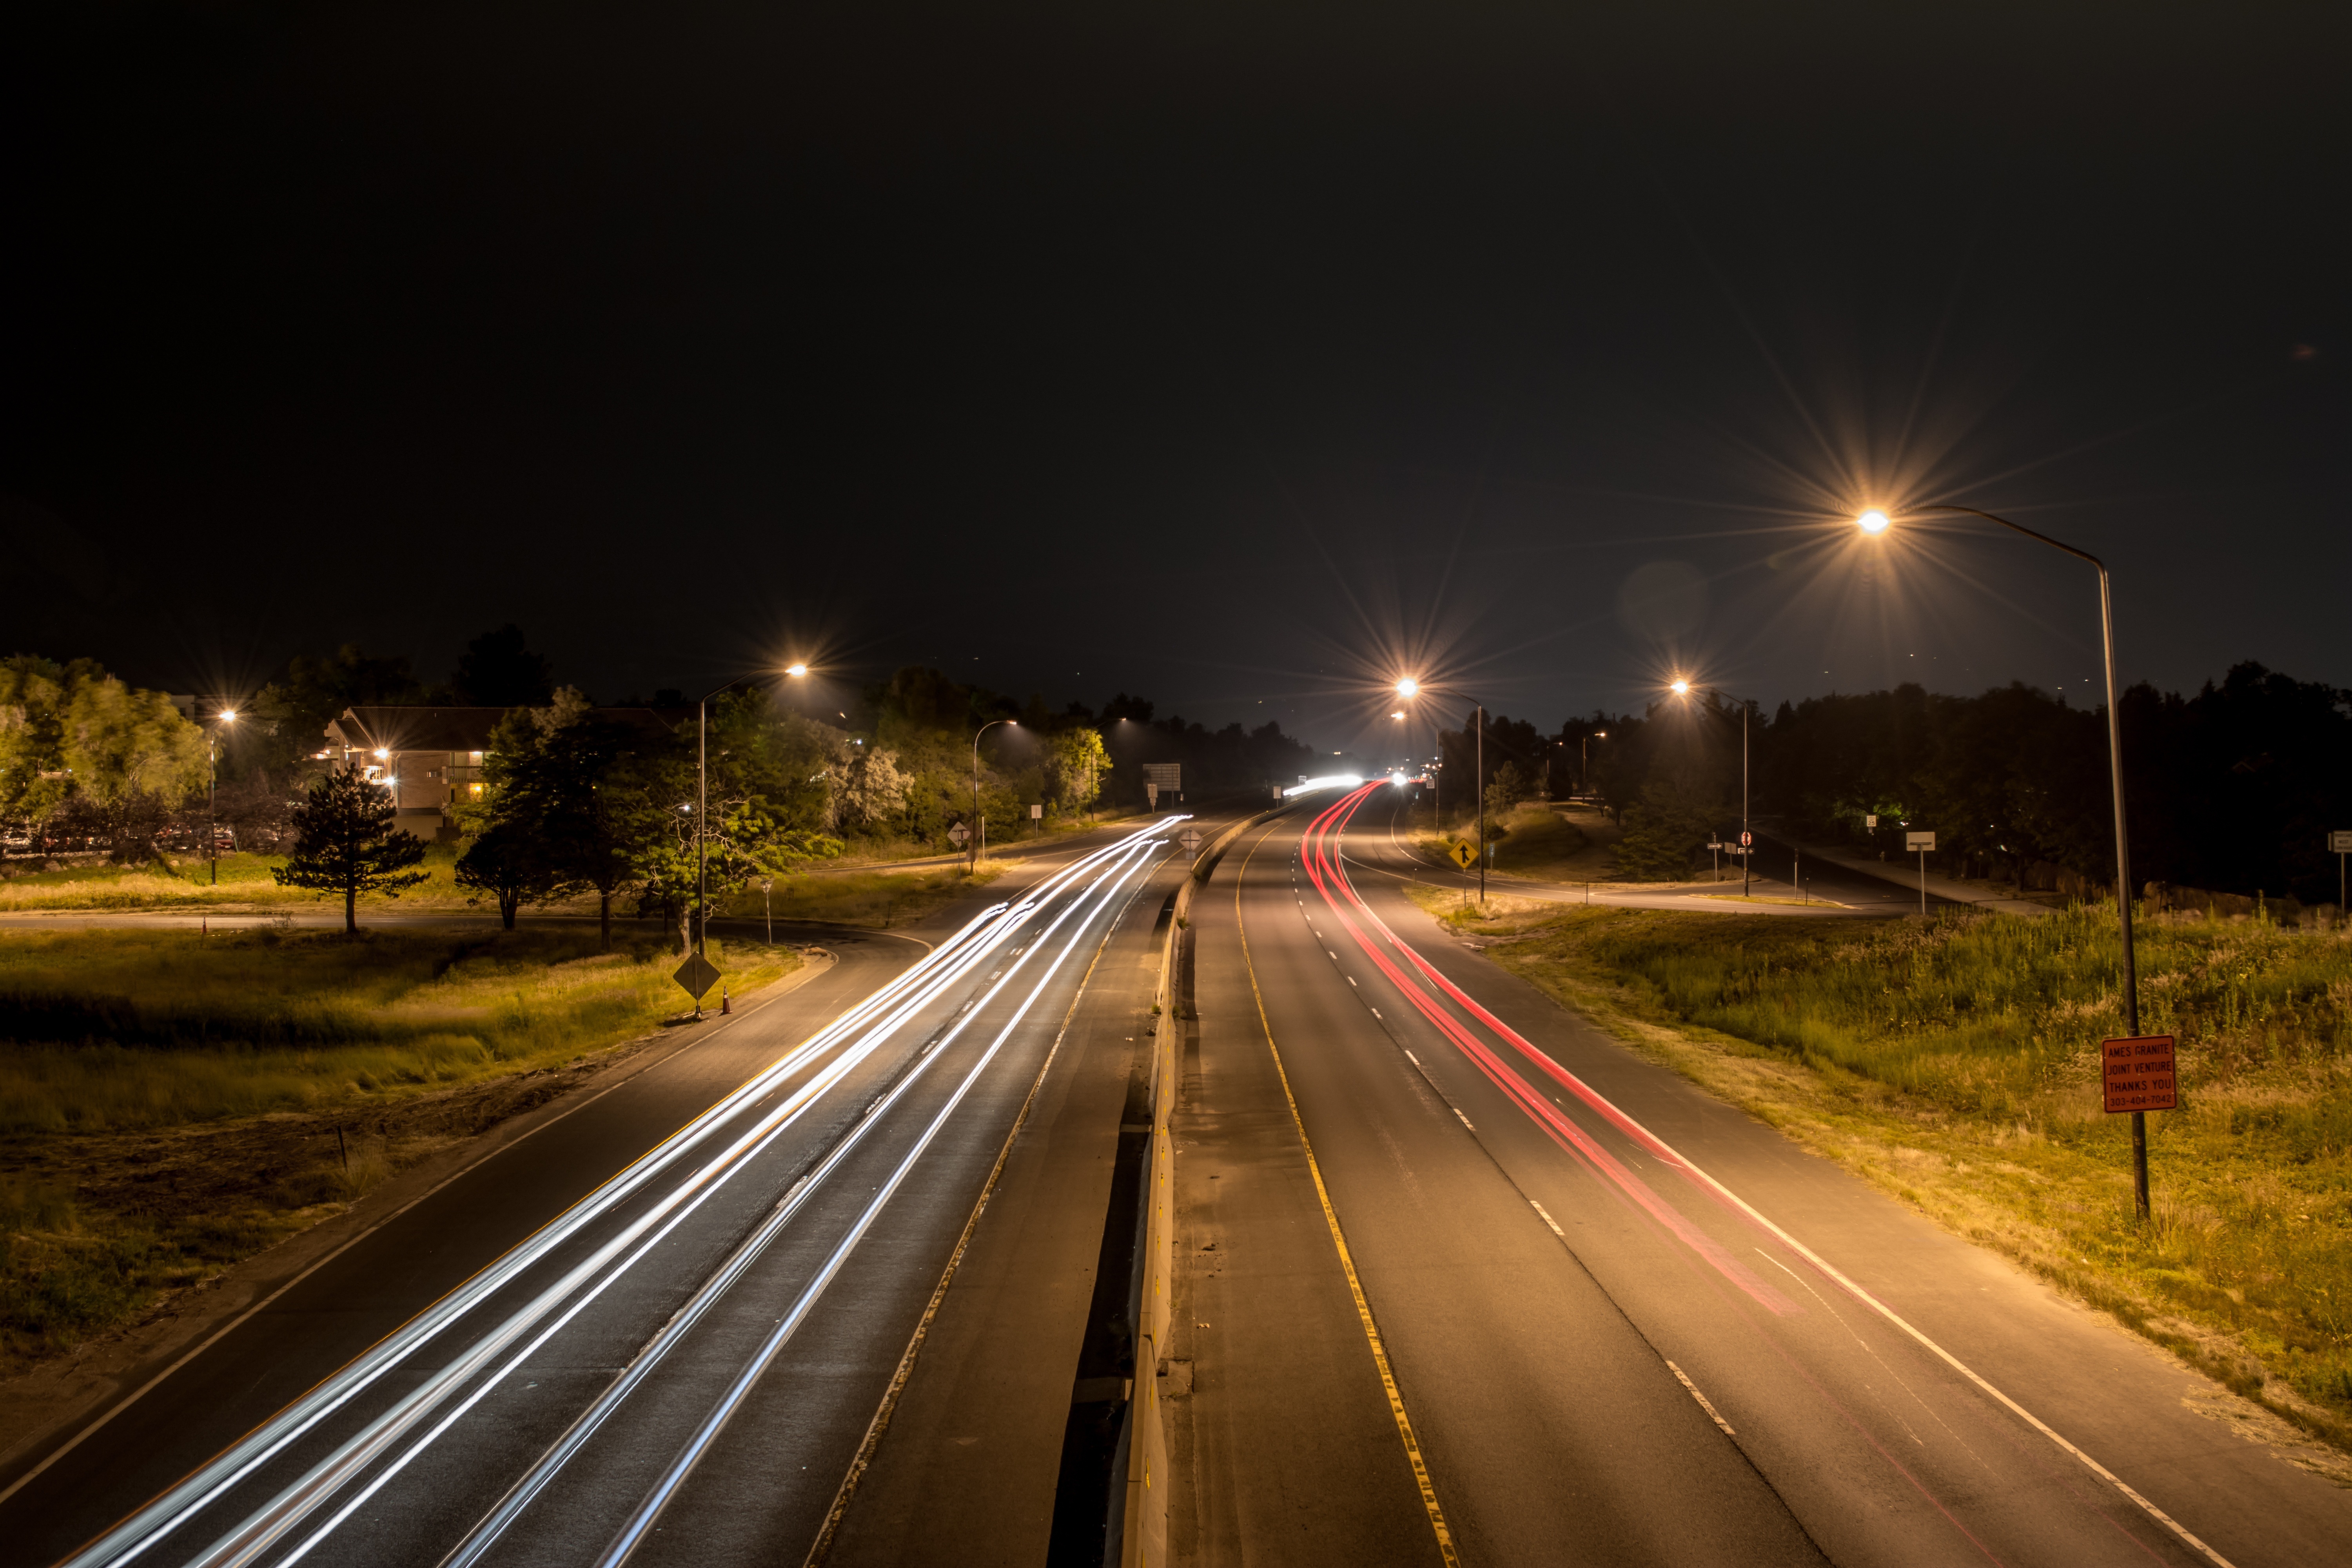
[1476,703,1486,903]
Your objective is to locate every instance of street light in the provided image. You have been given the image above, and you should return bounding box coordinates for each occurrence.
[1399,677,1494,901]
[206,708,238,886]
[1860,503,2151,1219]
[1581,729,1607,800]
[970,719,1017,873]
[1670,679,1757,896]
[697,662,811,960]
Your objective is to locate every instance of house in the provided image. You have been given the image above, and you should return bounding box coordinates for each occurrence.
[321,705,679,841]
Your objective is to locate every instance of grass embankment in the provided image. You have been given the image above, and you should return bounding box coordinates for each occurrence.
[1414,802,1615,882]
[0,847,475,913]
[718,860,1007,929]
[1408,887,2352,1453]
[0,926,797,1374]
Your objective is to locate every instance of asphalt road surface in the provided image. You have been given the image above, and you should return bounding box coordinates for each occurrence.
[1,818,1205,1568]
[1167,782,2352,1568]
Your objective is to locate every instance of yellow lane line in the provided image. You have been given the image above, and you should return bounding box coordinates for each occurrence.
[1232,821,1460,1568]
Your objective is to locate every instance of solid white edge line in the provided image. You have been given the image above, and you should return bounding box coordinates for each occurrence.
[1665,1360,1736,1436]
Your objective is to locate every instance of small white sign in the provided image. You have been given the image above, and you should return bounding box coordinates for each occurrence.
[2331,830,2352,853]
[1906,831,1936,852]
[1866,814,1878,830]
[1029,803,1043,819]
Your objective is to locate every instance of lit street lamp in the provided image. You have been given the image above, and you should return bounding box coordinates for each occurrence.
[206,708,238,886]
[970,719,1017,873]
[1861,503,2151,1219]
[697,662,810,958]
[1669,681,1757,895]
[1399,678,1494,901]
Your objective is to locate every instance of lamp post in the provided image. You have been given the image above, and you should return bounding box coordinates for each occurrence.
[1671,681,1756,896]
[1398,679,1491,902]
[970,718,1016,873]
[697,663,809,957]
[206,708,238,886]
[1581,729,1607,800]
[1861,503,2150,1220]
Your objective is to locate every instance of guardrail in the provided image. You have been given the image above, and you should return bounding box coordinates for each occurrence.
[1119,803,1287,1566]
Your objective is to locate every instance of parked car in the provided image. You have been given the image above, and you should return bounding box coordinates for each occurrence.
[0,822,31,853]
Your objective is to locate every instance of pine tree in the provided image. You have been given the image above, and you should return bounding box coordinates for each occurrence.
[272,770,430,933]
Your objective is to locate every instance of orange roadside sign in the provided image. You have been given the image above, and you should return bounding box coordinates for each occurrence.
[2101,1035,2178,1114]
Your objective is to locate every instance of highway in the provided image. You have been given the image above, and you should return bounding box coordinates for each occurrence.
[1,819,1195,1568]
[1168,782,2352,1567]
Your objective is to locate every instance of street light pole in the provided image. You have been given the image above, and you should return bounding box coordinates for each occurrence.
[1672,683,1755,895]
[207,709,237,886]
[697,663,810,958]
[1476,703,1486,902]
[970,719,1016,874]
[1894,503,2149,1220]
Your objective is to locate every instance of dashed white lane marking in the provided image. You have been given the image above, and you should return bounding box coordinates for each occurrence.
[1348,976,1357,986]
[1666,1360,1736,1436]
[1453,1108,1475,1131]
[1371,1008,1382,1019]
[1404,1050,1420,1065]
[1529,1199,1564,1237]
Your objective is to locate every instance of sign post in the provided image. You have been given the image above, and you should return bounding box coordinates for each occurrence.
[673,952,721,1020]
[1029,802,1043,837]
[2104,1035,2178,1212]
[1706,840,1724,882]
[1905,830,1936,917]
[2102,1035,2178,1116]
[2332,829,2352,918]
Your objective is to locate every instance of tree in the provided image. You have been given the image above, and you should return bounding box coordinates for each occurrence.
[1047,728,1109,818]
[456,821,559,929]
[0,655,208,857]
[272,770,430,933]
[450,624,555,707]
[1485,760,1533,822]
[1614,780,1715,882]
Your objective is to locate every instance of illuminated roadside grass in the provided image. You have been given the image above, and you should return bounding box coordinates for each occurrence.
[713,860,1006,929]
[1409,888,2352,1457]
[0,925,799,1371]
[0,926,795,1132]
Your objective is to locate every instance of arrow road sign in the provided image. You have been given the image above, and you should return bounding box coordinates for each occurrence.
[948,822,969,846]
[673,953,721,1003]
[1446,840,1479,870]
[1178,829,1203,851]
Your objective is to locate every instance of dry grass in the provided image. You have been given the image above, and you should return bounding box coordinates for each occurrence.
[0,924,800,1370]
[1407,887,2352,1454]
[717,860,1005,928]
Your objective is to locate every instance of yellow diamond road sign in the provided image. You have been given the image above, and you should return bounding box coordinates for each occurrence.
[673,953,721,1002]
[1446,840,1479,870]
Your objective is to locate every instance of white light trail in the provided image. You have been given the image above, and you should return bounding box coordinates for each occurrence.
[69,820,1182,1568]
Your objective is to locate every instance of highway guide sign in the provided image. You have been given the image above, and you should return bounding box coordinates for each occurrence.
[2102,1035,2178,1114]
[1446,840,1479,870]
[673,953,721,1003]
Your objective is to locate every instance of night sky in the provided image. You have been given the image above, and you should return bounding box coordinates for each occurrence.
[7,3,2345,758]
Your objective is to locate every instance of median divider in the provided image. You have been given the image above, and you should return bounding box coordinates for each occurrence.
[1120,803,1287,1567]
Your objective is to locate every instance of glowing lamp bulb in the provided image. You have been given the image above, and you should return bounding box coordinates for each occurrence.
[1857,508,1890,535]
[1390,711,1405,719]
[1670,680,1691,696]
[785,663,808,677]
[220,709,238,722]
[1395,678,1419,697]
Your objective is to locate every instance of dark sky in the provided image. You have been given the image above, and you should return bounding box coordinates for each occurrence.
[7,2,2346,760]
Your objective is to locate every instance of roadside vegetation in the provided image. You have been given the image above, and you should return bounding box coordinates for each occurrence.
[1407,887,2352,1453]
[718,860,1007,929]
[0,924,797,1374]
[1414,800,1615,881]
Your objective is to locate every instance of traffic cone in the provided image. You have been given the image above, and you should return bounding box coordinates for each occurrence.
[720,985,731,1016]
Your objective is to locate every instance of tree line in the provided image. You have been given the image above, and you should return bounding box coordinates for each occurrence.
[1581,664,2352,905]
